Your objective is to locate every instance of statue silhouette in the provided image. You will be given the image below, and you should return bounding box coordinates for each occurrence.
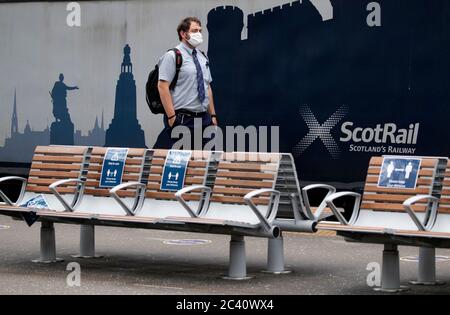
[50,73,79,123]
[50,73,78,145]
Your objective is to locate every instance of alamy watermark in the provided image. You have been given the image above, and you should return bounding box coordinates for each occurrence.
[171,119,280,162]
[66,262,81,287]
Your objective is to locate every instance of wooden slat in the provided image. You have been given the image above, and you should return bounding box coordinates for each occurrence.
[361,202,427,212]
[145,191,202,201]
[27,178,78,187]
[210,195,269,205]
[32,155,84,163]
[214,179,273,189]
[30,163,83,171]
[84,188,143,198]
[29,170,80,179]
[216,171,274,180]
[218,162,278,172]
[364,185,431,195]
[438,206,450,214]
[26,186,76,194]
[363,193,414,203]
[35,146,86,155]
[442,189,450,195]
[165,216,227,225]
[222,152,280,163]
[213,187,270,197]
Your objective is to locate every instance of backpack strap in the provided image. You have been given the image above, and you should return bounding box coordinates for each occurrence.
[169,48,183,91]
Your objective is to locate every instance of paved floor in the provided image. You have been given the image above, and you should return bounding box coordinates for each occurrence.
[1,216,450,295]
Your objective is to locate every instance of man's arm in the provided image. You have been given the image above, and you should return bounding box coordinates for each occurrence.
[158,80,177,127]
[207,86,218,126]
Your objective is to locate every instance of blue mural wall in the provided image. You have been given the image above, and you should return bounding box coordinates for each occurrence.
[207,0,450,185]
[0,0,449,188]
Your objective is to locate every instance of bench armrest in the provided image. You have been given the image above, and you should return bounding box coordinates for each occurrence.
[110,182,147,216]
[175,185,212,218]
[403,195,439,231]
[49,179,86,212]
[302,184,337,221]
[244,189,281,233]
[325,191,362,226]
[0,176,27,206]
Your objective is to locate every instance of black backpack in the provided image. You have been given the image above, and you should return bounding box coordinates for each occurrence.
[146,48,183,114]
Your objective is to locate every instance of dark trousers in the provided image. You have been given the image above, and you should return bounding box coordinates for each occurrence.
[153,112,215,150]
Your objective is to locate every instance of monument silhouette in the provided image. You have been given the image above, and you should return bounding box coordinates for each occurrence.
[50,73,78,145]
[105,44,146,148]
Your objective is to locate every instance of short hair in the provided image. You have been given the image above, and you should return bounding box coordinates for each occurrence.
[177,17,201,41]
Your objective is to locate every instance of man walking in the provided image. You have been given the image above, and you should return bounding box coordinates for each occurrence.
[155,17,217,150]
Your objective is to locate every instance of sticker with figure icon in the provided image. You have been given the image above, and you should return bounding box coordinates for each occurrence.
[161,150,192,192]
[378,157,421,189]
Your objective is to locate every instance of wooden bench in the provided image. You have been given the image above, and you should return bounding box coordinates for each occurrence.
[317,155,448,292]
[0,145,90,219]
[0,146,329,279]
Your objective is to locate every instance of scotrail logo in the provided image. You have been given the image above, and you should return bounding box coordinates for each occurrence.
[294,105,421,159]
[293,105,349,159]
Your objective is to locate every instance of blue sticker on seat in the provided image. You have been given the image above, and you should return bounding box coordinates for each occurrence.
[161,150,192,192]
[20,194,49,209]
[378,157,422,189]
[100,148,129,188]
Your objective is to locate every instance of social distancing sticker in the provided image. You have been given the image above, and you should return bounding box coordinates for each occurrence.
[161,150,192,192]
[100,148,129,188]
[378,157,421,189]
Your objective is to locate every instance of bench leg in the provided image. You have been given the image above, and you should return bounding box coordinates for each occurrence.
[374,244,409,293]
[32,222,64,264]
[222,235,252,280]
[263,235,291,274]
[73,225,103,259]
[410,247,445,286]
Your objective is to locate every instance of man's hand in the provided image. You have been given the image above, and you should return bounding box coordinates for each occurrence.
[168,115,177,128]
[211,117,218,126]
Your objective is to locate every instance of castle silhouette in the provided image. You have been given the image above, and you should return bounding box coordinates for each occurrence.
[207,0,450,183]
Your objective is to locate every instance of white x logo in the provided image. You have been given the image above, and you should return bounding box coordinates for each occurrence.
[294,105,349,159]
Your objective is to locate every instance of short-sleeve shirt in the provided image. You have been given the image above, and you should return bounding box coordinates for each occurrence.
[158,42,212,113]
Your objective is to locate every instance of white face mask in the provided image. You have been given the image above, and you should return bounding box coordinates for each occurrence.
[187,32,203,47]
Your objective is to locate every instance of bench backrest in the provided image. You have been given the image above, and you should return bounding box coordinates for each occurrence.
[144,150,211,201]
[212,152,281,206]
[84,147,147,198]
[438,160,450,214]
[361,156,441,213]
[26,146,89,195]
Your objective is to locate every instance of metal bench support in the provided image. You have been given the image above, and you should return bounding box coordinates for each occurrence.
[263,236,291,274]
[222,235,252,280]
[32,222,63,264]
[375,244,409,293]
[410,247,445,286]
[73,225,103,259]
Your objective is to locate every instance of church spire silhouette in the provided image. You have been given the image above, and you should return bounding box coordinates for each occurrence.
[11,89,18,136]
[105,44,146,148]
